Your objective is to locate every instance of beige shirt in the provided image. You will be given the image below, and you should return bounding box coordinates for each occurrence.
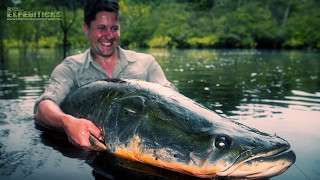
[34,46,174,112]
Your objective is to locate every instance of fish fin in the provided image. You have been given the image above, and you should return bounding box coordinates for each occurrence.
[101,78,126,83]
[89,134,107,151]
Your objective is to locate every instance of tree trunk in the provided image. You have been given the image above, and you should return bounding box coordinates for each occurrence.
[281,5,291,28]
[52,0,76,59]
[63,29,68,58]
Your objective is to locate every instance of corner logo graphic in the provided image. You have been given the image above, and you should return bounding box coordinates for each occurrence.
[7,7,61,21]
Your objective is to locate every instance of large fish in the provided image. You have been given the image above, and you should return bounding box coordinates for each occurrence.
[61,79,296,179]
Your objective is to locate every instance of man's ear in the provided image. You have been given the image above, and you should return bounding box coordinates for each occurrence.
[83,22,89,38]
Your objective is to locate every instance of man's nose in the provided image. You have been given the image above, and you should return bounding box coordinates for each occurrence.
[103,29,113,39]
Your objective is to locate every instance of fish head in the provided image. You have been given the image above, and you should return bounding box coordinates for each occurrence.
[204,119,296,179]
[143,94,296,179]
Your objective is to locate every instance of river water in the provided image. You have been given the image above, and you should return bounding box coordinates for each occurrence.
[0,48,319,180]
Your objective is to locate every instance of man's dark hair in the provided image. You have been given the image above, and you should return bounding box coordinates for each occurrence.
[84,0,120,27]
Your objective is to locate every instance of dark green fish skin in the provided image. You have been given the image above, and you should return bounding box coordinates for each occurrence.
[61,79,296,179]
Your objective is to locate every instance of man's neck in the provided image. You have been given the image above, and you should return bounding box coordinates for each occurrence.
[91,50,119,78]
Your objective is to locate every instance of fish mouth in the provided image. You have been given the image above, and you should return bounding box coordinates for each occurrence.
[216,147,296,179]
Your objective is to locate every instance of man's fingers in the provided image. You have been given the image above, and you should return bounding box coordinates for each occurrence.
[86,121,103,139]
[64,117,105,150]
[85,120,106,150]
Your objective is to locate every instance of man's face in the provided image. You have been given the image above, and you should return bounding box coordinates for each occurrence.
[83,11,120,59]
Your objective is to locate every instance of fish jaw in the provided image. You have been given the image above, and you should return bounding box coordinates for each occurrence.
[215,147,296,179]
[89,134,107,151]
[229,150,295,179]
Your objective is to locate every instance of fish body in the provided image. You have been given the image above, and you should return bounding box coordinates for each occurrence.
[61,79,296,179]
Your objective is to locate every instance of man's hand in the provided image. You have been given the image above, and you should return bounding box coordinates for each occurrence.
[35,100,106,151]
[62,114,106,150]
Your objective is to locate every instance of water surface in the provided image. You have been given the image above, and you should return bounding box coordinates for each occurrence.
[0,48,319,180]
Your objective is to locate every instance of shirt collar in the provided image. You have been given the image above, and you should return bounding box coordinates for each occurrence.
[113,46,137,78]
[83,48,93,70]
[84,46,136,70]
[82,46,137,78]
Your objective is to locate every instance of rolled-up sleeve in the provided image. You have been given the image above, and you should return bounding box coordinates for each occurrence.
[147,60,177,91]
[34,61,75,113]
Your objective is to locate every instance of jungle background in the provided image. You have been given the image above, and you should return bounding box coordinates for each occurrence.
[0,0,319,61]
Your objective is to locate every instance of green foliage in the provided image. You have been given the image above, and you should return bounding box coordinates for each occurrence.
[148,36,172,48]
[2,0,320,50]
[119,0,154,48]
[283,1,320,49]
[186,35,219,48]
[38,36,59,48]
[68,8,89,48]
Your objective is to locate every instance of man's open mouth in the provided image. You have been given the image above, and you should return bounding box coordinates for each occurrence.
[100,41,112,47]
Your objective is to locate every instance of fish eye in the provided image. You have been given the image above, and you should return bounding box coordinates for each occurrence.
[215,135,231,149]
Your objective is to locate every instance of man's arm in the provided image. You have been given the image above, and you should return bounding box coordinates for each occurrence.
[35,100,105,150]
[34,61,105,150]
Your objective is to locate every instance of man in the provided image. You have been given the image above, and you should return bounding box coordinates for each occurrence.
[34,0,174,150]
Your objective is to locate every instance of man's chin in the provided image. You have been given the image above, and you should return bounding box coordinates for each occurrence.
[100,53,113,58]
[94,49,117,58]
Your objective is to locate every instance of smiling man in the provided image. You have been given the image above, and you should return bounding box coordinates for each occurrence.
[34,0,174,150]
[83,10,120,77]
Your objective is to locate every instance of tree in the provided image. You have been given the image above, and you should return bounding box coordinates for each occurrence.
[283,0,320,49]
[52,0,81,58]
[0,0,12,64]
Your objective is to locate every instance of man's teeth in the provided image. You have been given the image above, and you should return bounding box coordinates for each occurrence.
[101,42,111,46]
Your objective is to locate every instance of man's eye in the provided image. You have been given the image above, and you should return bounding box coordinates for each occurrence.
[111,26,119,31]
[97,26,106,30]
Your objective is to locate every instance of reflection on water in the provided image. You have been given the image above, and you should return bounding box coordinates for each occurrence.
[0,48,319,180]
